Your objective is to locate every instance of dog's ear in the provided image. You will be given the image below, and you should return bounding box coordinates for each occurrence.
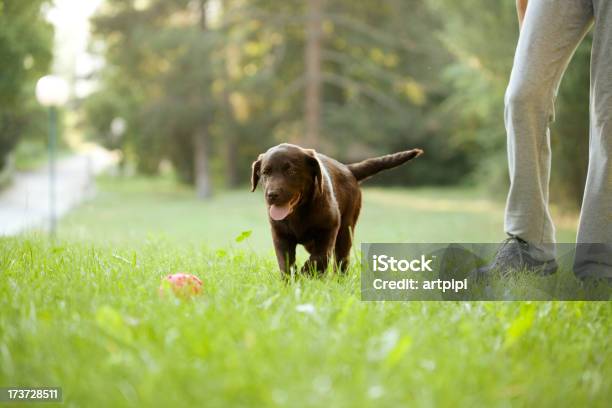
[250,154,263,192]
[303,149,323,195]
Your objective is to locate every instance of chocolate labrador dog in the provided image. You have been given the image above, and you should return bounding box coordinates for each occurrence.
[251,143,423,275]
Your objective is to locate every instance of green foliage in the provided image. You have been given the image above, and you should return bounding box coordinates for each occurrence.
[426,0,519,194]
[85,0,469,187]
[0,0,53,170]
[428,0,592,205]
[84,0,594,202]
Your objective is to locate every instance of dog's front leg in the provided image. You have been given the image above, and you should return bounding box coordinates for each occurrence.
[272,231,296,276]
[301,229,338,275]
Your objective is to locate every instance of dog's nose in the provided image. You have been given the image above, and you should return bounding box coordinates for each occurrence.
[266,191,279,201]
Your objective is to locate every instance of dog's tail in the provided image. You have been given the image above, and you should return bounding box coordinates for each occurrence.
[347,149,423,182]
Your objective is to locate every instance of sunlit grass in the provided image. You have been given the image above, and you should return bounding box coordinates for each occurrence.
[0,176,608,407]
[58,176,578,250]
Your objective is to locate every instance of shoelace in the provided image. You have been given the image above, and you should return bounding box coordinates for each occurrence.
[497,236,529,265]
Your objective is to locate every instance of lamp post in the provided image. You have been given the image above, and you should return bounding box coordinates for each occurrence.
[35,75,69,238]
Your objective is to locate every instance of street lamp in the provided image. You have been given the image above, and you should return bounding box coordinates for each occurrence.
[110,117,126,144]
[35,75,69,238]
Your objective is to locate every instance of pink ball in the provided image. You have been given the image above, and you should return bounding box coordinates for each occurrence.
[160,273,203,297]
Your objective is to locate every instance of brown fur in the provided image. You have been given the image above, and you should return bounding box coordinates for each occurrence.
[251,143,423,275]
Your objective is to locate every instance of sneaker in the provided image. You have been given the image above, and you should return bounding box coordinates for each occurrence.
[473,236,558,279]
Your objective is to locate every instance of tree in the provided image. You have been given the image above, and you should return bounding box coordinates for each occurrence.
[89,0,220,197]
[86,0,471,190]
[193,0,213,199]
[427,0,591,206]
[304,0,322,149]
[0,0,53,173]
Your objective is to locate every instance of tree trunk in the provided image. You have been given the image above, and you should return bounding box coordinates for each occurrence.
[218,1,240,189]
[193,0,212,199]
[305,0,322,149]
[193,127,212,199]
[225,133,239,188]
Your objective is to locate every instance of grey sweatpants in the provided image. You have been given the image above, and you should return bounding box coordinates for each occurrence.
[504,0,612,278]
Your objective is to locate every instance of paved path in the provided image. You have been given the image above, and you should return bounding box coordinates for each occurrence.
[0,146,117,235]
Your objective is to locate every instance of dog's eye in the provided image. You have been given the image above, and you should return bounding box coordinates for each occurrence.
[283,163,293,172]
[262,168,271,176]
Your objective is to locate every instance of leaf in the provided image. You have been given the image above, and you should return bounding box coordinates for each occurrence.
[235,230,252,243]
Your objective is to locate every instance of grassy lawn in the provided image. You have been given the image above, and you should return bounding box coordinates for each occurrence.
[1,176,609,407]
[59,175,579,251]
[13,140,72,171]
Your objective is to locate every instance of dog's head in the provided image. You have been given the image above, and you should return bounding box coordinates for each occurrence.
[251,143,322,221]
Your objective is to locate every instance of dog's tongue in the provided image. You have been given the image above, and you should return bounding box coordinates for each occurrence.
[269,204,291,221]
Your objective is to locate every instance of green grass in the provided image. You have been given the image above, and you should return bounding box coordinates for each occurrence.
[1,176,610,407]
[13,140,71,171]
[59,175,579,251]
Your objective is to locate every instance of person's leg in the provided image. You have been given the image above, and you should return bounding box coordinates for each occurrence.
[574,0,612,280]
[504,0,593,262]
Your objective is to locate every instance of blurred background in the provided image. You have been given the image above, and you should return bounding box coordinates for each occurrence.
[0,0,591,247]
